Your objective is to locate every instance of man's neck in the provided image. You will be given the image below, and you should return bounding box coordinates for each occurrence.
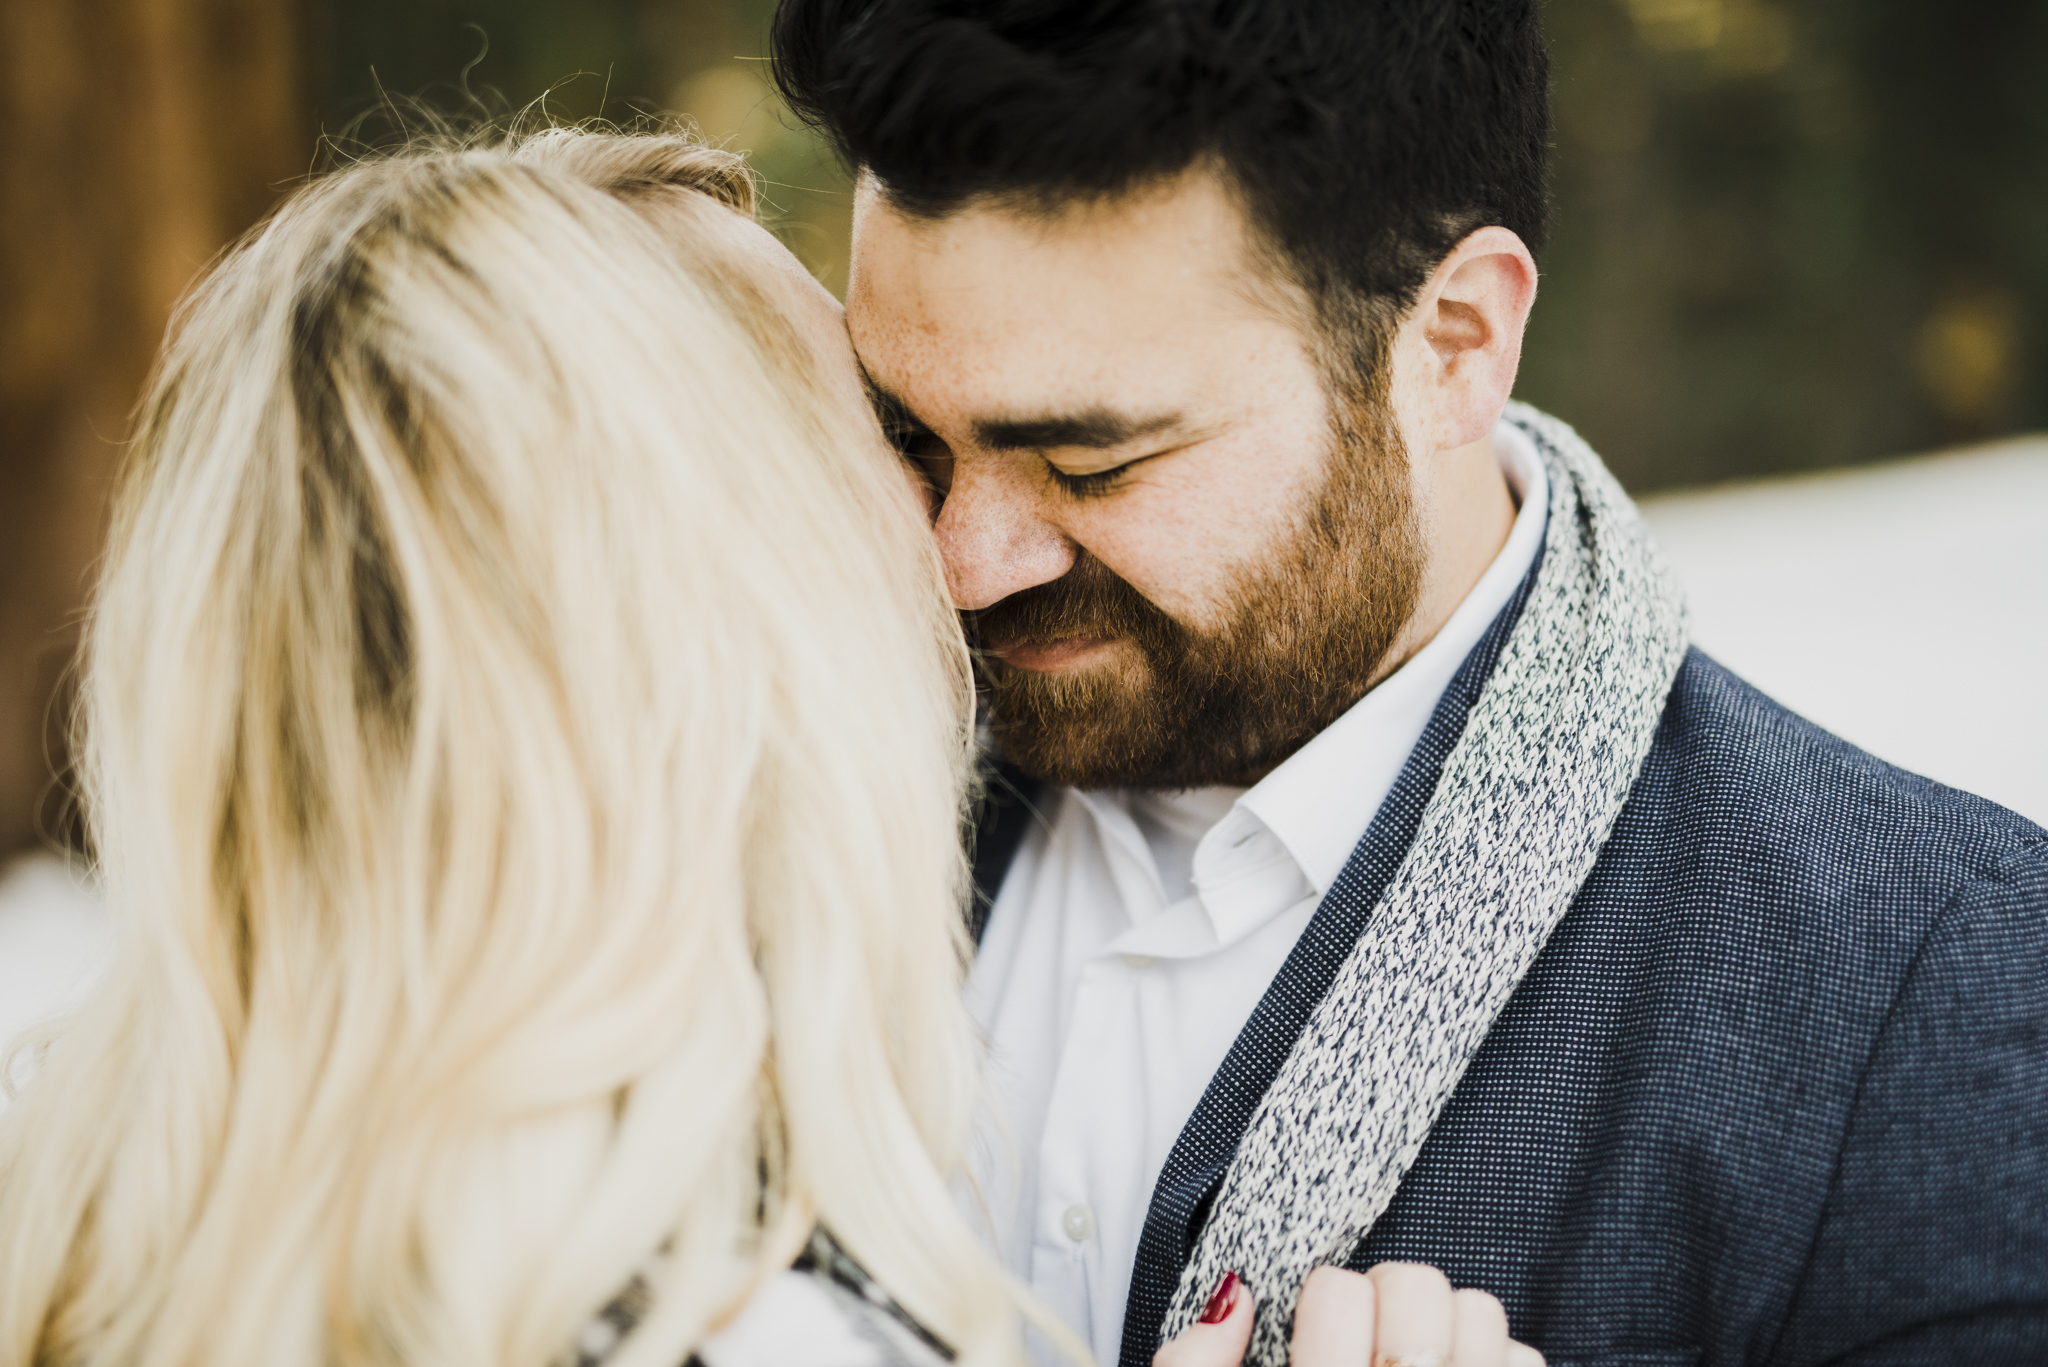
[1368,430,1518,689]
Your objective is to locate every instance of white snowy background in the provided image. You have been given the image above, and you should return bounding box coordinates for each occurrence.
[1641,435,2046,828]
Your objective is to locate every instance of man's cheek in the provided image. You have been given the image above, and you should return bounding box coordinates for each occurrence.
[1085,482,1304,624]
[1096,545,1245,635]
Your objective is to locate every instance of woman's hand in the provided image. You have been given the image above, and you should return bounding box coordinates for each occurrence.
[1154,1262,1545,1367]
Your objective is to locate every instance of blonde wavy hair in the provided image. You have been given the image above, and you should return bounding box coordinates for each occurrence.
[0,127,1024,1367]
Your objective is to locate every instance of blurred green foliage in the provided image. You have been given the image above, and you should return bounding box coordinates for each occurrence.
[310,0,856,291]
[311,0,2047,491]
[1528,0,2048,488]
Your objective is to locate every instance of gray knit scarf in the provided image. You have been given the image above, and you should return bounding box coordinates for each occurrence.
[1156,403,1690,1363]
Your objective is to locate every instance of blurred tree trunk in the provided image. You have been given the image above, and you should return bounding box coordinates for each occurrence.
[0,0,303,858]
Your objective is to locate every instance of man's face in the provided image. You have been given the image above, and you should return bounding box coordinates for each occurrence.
[848,170,1422,789]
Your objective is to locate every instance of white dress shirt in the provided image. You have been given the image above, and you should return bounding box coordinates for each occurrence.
[962,422,1549,1367]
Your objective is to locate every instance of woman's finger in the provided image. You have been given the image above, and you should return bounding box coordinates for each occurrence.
[1365,1262,1454,1366]
[1449,1288,1507,1366]
[1505,1340,1546,1367]
[1289,1265,1376,1367]
[1155,1271,1255,1367]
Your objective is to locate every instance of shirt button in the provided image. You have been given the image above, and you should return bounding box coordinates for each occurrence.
[1061,1203,1096,1242]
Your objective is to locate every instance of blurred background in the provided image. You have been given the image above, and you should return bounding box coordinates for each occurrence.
[0,0,2043,923]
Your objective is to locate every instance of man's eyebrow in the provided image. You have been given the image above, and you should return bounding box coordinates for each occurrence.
[973,408,1185,452]
[857,373,1188,453]
[862,371,918,428]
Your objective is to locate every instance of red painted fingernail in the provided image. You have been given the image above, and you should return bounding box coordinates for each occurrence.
[1199,1271,1243,1324]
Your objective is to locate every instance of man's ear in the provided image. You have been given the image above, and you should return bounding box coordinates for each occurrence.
[1396,226,1538,453]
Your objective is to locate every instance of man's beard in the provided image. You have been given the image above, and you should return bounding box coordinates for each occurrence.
[968,382,1424,791]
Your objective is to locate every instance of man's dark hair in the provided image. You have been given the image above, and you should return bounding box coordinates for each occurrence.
[771,0,1549,319]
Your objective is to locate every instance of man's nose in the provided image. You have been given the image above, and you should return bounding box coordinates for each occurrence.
[933,452,1076,611]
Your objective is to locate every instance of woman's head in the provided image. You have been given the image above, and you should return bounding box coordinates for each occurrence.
[0,128,1011,1367]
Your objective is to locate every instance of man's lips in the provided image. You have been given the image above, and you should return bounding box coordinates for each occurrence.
[985,635,1119,672]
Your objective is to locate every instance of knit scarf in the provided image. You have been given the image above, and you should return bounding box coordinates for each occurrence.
[1156,404,1690,1363]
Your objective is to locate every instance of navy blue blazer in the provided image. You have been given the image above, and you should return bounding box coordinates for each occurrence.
[968,570,2048,1367]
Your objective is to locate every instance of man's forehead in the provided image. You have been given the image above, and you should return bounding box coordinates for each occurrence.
[848,285,1191,426]
[850,170,1281,329]
[847,171,1299,421]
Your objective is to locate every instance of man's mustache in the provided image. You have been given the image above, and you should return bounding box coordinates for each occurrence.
[964,553,1184,657]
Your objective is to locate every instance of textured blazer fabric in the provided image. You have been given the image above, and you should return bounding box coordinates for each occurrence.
[1349,651,2048,1367]
[972,633,2048,1365]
